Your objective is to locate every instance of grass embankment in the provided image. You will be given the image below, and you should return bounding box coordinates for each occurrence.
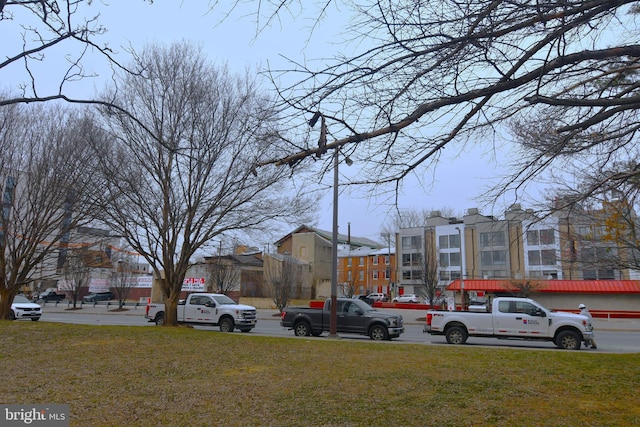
[1,322,638,426]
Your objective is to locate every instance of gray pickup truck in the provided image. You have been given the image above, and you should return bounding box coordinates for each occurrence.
[280,297,404,340]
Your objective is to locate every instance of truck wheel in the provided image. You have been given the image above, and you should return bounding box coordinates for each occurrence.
[369,325,388,341]
[155,314,164,326]
[31,317,40,321]
[445,326,468,344]
[556,330,581,350]
[219,317,235,332]
[293,321,311,336]
[10,310,15,320]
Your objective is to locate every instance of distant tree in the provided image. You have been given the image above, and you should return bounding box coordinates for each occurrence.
[380,207,459,238]
[110,251,136,309]
[60,251,92,309]
[91,42,315,326]
[0,104,97,319]
[417,232,441,307]
[264,254,306,313]
[506,280,546,298]
[206,260,241,296]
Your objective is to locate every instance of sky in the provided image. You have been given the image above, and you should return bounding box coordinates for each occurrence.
[3,1,539,243]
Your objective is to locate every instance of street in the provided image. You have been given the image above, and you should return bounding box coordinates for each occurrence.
[38,305,640,353]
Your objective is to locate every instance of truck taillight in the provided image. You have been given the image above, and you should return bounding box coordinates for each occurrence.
[145,298,150,316]
[426,313,433,326]
[281,311,286,320]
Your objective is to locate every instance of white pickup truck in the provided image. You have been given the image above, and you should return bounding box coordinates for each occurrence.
[424,297,593,350]
[145,293,258,332]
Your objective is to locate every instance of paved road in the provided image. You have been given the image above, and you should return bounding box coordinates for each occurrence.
[37,302,640,353]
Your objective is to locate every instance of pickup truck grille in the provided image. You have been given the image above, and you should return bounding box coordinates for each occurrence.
[241,310,257,320]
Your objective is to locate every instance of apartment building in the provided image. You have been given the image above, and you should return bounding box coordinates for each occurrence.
[337,245,396,297]
[396,203,640,296]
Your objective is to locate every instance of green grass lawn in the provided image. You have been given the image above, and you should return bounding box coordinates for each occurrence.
[1,321,638,427]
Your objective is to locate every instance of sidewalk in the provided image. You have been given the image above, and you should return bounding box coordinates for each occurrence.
[39,301,640,332]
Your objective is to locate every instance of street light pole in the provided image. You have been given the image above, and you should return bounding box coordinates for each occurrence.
[329,147,339,338]
[455,227,464,310]
[387,233,392,298]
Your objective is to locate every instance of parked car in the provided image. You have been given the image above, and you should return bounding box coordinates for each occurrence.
[393,294,421,303]
[39,290,66,302]
[353,294,374,306]
[10,295,42,321]
[83,292,113,302]
[366,293,387,302]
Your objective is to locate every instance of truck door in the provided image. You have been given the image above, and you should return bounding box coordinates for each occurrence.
[339,301,367,333]
[493,300,549,337]
[184,295,214,322]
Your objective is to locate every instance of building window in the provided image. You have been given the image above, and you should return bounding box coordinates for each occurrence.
[372,256,378,265]
[347,271,352,281]
[347,258,352,267]
[402,269,420,280]
[527,229,555,245]
[402,253,423,267]
[373,270,379,279]
[439,252,460,267]
[359,270,364,281]
[540,229,555,244]
[439,234,460,249]
[528,249,556,266]
[402,235,422,250]
[385,255,390,265]
[359,257,364,266]
[479,231,506,248]
[481,250,507,266]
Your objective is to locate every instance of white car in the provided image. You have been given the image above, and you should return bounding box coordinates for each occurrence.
[392,294,421,303]
[10,295,42,321]
[366,293,387,302]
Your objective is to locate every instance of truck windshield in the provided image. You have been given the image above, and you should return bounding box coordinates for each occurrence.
[212,294,238,305]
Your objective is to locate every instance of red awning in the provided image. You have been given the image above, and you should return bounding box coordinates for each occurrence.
[446,279,640,294]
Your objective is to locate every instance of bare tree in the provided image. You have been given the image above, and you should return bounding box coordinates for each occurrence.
[264,253,306,313]
[206,260,241,296]
[0,104,98,319]
[59,250,92,309]
[110,250,137,309]
[506,280,546,298]
[418,235,441,307]
[220,1,640,214]
[91,42,316,326]
[0,1,141,108]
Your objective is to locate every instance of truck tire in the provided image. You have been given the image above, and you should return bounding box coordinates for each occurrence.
[445,326,468,344]
[10,310,15,320]
[293,321,311,336]
[31,317,40,321]
[219,317,235,332]
[556,330,581,350]
[155,314,164,326]
[369,325,388,341]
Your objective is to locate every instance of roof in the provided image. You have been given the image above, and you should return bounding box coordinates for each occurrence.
[275,224,382,249]
[446,279,640,294]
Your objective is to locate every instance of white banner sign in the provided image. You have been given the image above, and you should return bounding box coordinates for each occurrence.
[183,277,205,292]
